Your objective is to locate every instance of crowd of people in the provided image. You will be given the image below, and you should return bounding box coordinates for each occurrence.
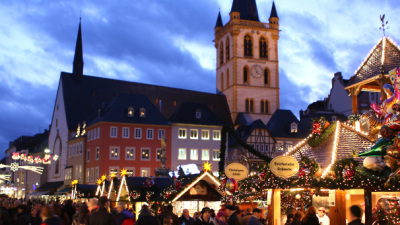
[0,197,364,225]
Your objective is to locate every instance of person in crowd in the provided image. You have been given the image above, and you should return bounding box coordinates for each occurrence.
[240,208,252,225]
[72,204,89,225]
[62,199,76,225]
[88,196,116,225]
[214,211,228,225]
[194,207,214,225]
[210,209,216,219]
[301,206,319,225]
[0,199,12,225]
[31,207,40,225]
[34,203,43,225]
[284,213,294,225]
[316,207,329,225]
[179,209,195,225]
[136,205,160,225]
[159,205,179,225]
[87,198,98,214]
[224,205,240,225]
[193,212,201,221]
[115,202,134,225]
[13,205,29,225]
[247,208,263,225]
[290,211,303,225]
[163,215,173,225]
[348,205,364,225]
[40,205,61,225]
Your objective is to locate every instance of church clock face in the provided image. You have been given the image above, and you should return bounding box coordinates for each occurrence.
[251,64,263,79]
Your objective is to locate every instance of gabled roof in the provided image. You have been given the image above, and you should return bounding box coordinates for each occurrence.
[230,0,260,22]
[285,122,375,176]
[234,112,254,125]
[12,130,49,154]
[347,37,400,87]
[169,102,224,126]
[90,94,169,126]
[229,119,272,146]
[60,72,232,130]
[266,109,309,139]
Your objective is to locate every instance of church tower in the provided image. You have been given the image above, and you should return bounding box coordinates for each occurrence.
[72,19,84,81]
[215,0,280,124]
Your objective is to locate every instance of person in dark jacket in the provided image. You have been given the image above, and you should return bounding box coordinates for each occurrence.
[72,204,89,225]
[13,205,30,225]
[348,205,364,225]
[116,202,134,225]
[290,211,303,225]
[301,207,319,225]
[40,205,62,225]
[179,209,195,225]
[62,199,76,225]
[159,205,179,225]
[247,208,263,225]
[194,207,214,225]
[224,206,240,225]
[0,200,12,225]
[136,205,160,225]
[87,197,116,225]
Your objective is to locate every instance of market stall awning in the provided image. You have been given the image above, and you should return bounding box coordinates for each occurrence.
[75,184,97,198]
[27,191,50,196]
[36,181,64,195]
[54,187,71,195]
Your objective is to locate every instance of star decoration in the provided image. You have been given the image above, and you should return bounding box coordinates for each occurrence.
[101,174,107,181]
[97,179,102,185]
[120,168,127,177]
[71,179,79,185]
[10,162,19,172]
[110,173,116,178]
[202,162,212,172]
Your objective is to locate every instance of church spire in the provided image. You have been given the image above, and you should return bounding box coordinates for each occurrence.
[269,1,278,18]
[215,11,223,28]
[72,19,84,81]
[230,0,260,22]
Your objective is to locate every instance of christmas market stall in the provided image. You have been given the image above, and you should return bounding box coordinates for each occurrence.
[71,180,97,201]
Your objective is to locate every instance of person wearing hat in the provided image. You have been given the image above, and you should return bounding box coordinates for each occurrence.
[348,205,364,225]
[316,207,329,225]
[247,208,263,225]
[88,196,116,225]
[224,205,240,225]
[194,207,213,225]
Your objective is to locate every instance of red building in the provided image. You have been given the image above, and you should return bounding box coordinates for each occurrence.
[84,94,171,184]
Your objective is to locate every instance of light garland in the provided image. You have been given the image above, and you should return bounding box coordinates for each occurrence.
[0,174,11,181]
[321,121,340,177]
[0,163,44,174]
[116,168,130,201]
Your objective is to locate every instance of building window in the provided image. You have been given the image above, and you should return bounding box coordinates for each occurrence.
[265,144,270,152]
[73,145,76,156]
[80,143,83,154]
[95,147,100,160]
[93,129,96,140]
[190,129,198,139]
[286,142,293,151]
[110,127,117,138]
[244,34,253,57]
[95,167,99,180]
[196,110,201,119]
[250,99,254,112]
[221,72,224,90]
[259,37,268,58]
[140,168,150,177]
[202,149,210,160]
[126,168,135,177]
[127,106,134,117]
[226,69,230,88]
[122,127,130,138]
[90,168,94,182]
[147,129,154,139]
[139,108,146,118]
[243,67,248,83]
[202,130,209,140]
[261,100,268,114]
[219,42,224,65]
[110,146,120,160]
[141,148,150,161]
[276,141,283,151]
[158,129,165,140]
[86,169,90,182]
[226,37,230,60]
[88,131,91,141]
[178,128,187,139]
[178,148,187,160]
[86,149,90,162]
[291,123,298,133]
[264,68,269,85]
[260,144,264,152]
[190,149,198,160]
[135,128,142,139]
[156,149,162,161]
[126,147,135,160]
[97,127,100,139]
[261,100,265,113]
[213,130,221,140]
[213,150,220,161]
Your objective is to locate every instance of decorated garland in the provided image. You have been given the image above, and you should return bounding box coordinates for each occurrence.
[308,121,336,147]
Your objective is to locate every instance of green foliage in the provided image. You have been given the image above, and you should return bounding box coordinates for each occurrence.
[331,157,358,179]
[299,154,320,176]
[307,122,336,147]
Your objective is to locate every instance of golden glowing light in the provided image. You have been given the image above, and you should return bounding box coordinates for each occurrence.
[120,168,127,177]
[101,174,107,181]
[72,179,79,185]
[202,162,212,172]
[97,179,102,185]
[110,173,116,178]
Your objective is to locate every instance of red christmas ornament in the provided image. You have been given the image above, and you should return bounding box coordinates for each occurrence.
[175,180,182,190]
[312,121,322,135]
[225,178,238,192]
[298,167,306,177]
[259,172,266,181]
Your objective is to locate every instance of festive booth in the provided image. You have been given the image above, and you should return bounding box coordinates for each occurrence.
[71,180,97,200]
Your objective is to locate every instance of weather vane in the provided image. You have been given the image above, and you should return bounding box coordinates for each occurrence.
[379,14,389,36]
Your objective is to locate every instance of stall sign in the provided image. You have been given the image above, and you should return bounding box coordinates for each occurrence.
[189,183,207,195]
[328,190,336,206]
[224,163,248,181]
[269,156,299,178]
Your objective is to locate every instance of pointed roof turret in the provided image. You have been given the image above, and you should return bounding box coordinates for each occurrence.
[230,0,260,22]
[270,1,278,18]
[215,11,223,28]
[72,19,84,81]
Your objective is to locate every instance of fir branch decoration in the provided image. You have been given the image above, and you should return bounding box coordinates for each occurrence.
[307,122,336,147]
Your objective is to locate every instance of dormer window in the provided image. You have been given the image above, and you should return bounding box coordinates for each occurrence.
[127,107,134,117]
[139,108,146,118]
[291,122,298,133]
[195,110,201,119]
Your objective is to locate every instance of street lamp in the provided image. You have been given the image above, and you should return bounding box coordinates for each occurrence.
[44,149,50,153]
